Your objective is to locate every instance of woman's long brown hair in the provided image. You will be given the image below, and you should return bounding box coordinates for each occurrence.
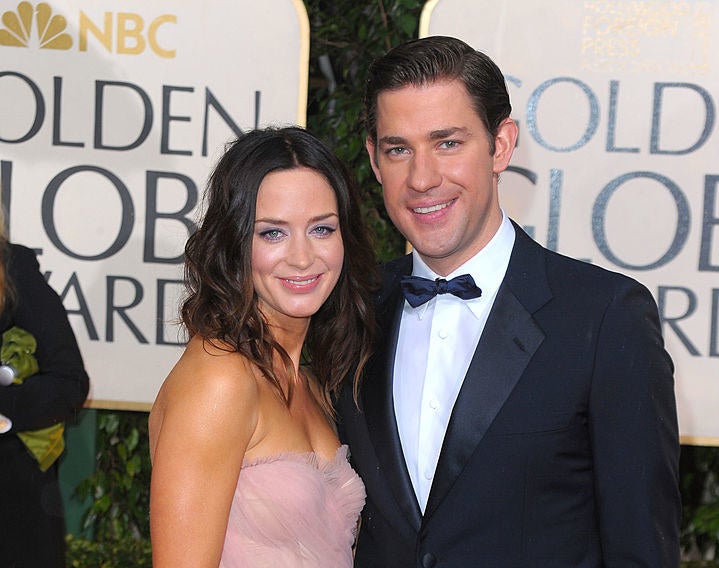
[181,127,377,417]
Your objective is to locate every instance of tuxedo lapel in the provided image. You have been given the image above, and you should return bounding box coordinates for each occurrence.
[363,256,423,531]
[424,226,551,519]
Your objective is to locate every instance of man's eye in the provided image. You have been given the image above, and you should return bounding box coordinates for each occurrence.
[386,146,408,156]
[440,140,460,149]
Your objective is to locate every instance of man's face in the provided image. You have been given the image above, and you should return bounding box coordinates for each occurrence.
[366,79,516,276]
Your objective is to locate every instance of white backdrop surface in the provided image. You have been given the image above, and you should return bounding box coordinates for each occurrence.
[421,0,719,444]
[0,0,310,408]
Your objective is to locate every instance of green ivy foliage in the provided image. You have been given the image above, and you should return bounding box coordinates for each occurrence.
[65,533,152,568]
[73,411,150,541]
[680,445,719,560]
[69,410,151,566]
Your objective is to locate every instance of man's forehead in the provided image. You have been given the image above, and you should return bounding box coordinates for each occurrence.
[375,81,475,116]
[375,92,483,137]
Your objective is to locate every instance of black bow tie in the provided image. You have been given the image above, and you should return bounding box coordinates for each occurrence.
[400,274,482,308]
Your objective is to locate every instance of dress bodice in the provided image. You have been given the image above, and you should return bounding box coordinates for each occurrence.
[219,445,365,568]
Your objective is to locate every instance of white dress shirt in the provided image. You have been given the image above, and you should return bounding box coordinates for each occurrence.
[393,213,515,512]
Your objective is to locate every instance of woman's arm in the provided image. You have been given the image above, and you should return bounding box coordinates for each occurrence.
[149,336,259,568]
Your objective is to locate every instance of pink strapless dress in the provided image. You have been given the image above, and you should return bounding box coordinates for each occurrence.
[219,445,365,568]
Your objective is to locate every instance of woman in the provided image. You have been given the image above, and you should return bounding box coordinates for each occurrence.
[0,213,90,567]
[149,127,377,568]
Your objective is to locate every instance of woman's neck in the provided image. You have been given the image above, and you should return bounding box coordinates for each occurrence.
[268,319,310,375]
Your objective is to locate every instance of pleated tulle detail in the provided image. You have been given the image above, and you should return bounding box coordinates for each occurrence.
[219,445,365,568]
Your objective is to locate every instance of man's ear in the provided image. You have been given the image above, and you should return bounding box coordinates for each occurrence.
[492,118,518,174]
[365,137,382,184]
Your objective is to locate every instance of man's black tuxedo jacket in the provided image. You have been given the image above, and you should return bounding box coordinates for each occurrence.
[337,223,680,567]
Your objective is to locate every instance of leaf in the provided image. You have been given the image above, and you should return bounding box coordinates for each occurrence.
[126,427,140,453]
[95,494,111,513]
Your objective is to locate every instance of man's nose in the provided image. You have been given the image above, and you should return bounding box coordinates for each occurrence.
[407,150,441,193]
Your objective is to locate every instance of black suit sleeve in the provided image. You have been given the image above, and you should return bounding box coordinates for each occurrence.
[0,244,89,432]
[589,278,680,566]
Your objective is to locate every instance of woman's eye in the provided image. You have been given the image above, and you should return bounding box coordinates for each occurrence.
[312,225,336,237]
[259,229,283,241]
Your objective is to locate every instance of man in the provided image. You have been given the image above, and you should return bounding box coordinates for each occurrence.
[337,36,680,567]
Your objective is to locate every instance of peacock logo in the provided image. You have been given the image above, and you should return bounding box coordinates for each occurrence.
[0,2,72,50]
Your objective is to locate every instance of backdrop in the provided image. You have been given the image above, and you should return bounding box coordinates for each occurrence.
[0,0,310,409]
[421,0,719,444]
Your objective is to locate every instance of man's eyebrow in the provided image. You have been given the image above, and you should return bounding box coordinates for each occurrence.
[377,135,408,146]
[428,127,470,140]
[377,127,471,146]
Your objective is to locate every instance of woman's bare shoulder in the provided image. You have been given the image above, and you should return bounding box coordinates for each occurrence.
[149,335,259,459]
[160,336,257,400]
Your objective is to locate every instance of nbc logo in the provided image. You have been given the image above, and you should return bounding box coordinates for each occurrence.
[0,1,71,49]
[0,1,176,57]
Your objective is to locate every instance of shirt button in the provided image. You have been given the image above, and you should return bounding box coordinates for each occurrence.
[438,328,448,339]
[429,399,439,410]
[424,470,433,480]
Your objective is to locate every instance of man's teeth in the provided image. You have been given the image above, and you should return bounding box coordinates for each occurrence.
[414,202,450,214]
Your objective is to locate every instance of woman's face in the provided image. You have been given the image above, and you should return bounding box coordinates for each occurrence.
[251,167,344,325]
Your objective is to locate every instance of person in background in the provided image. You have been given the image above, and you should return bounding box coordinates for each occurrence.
[337,35,681,567]
[0,210,90,568]
[149,126,377,568]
